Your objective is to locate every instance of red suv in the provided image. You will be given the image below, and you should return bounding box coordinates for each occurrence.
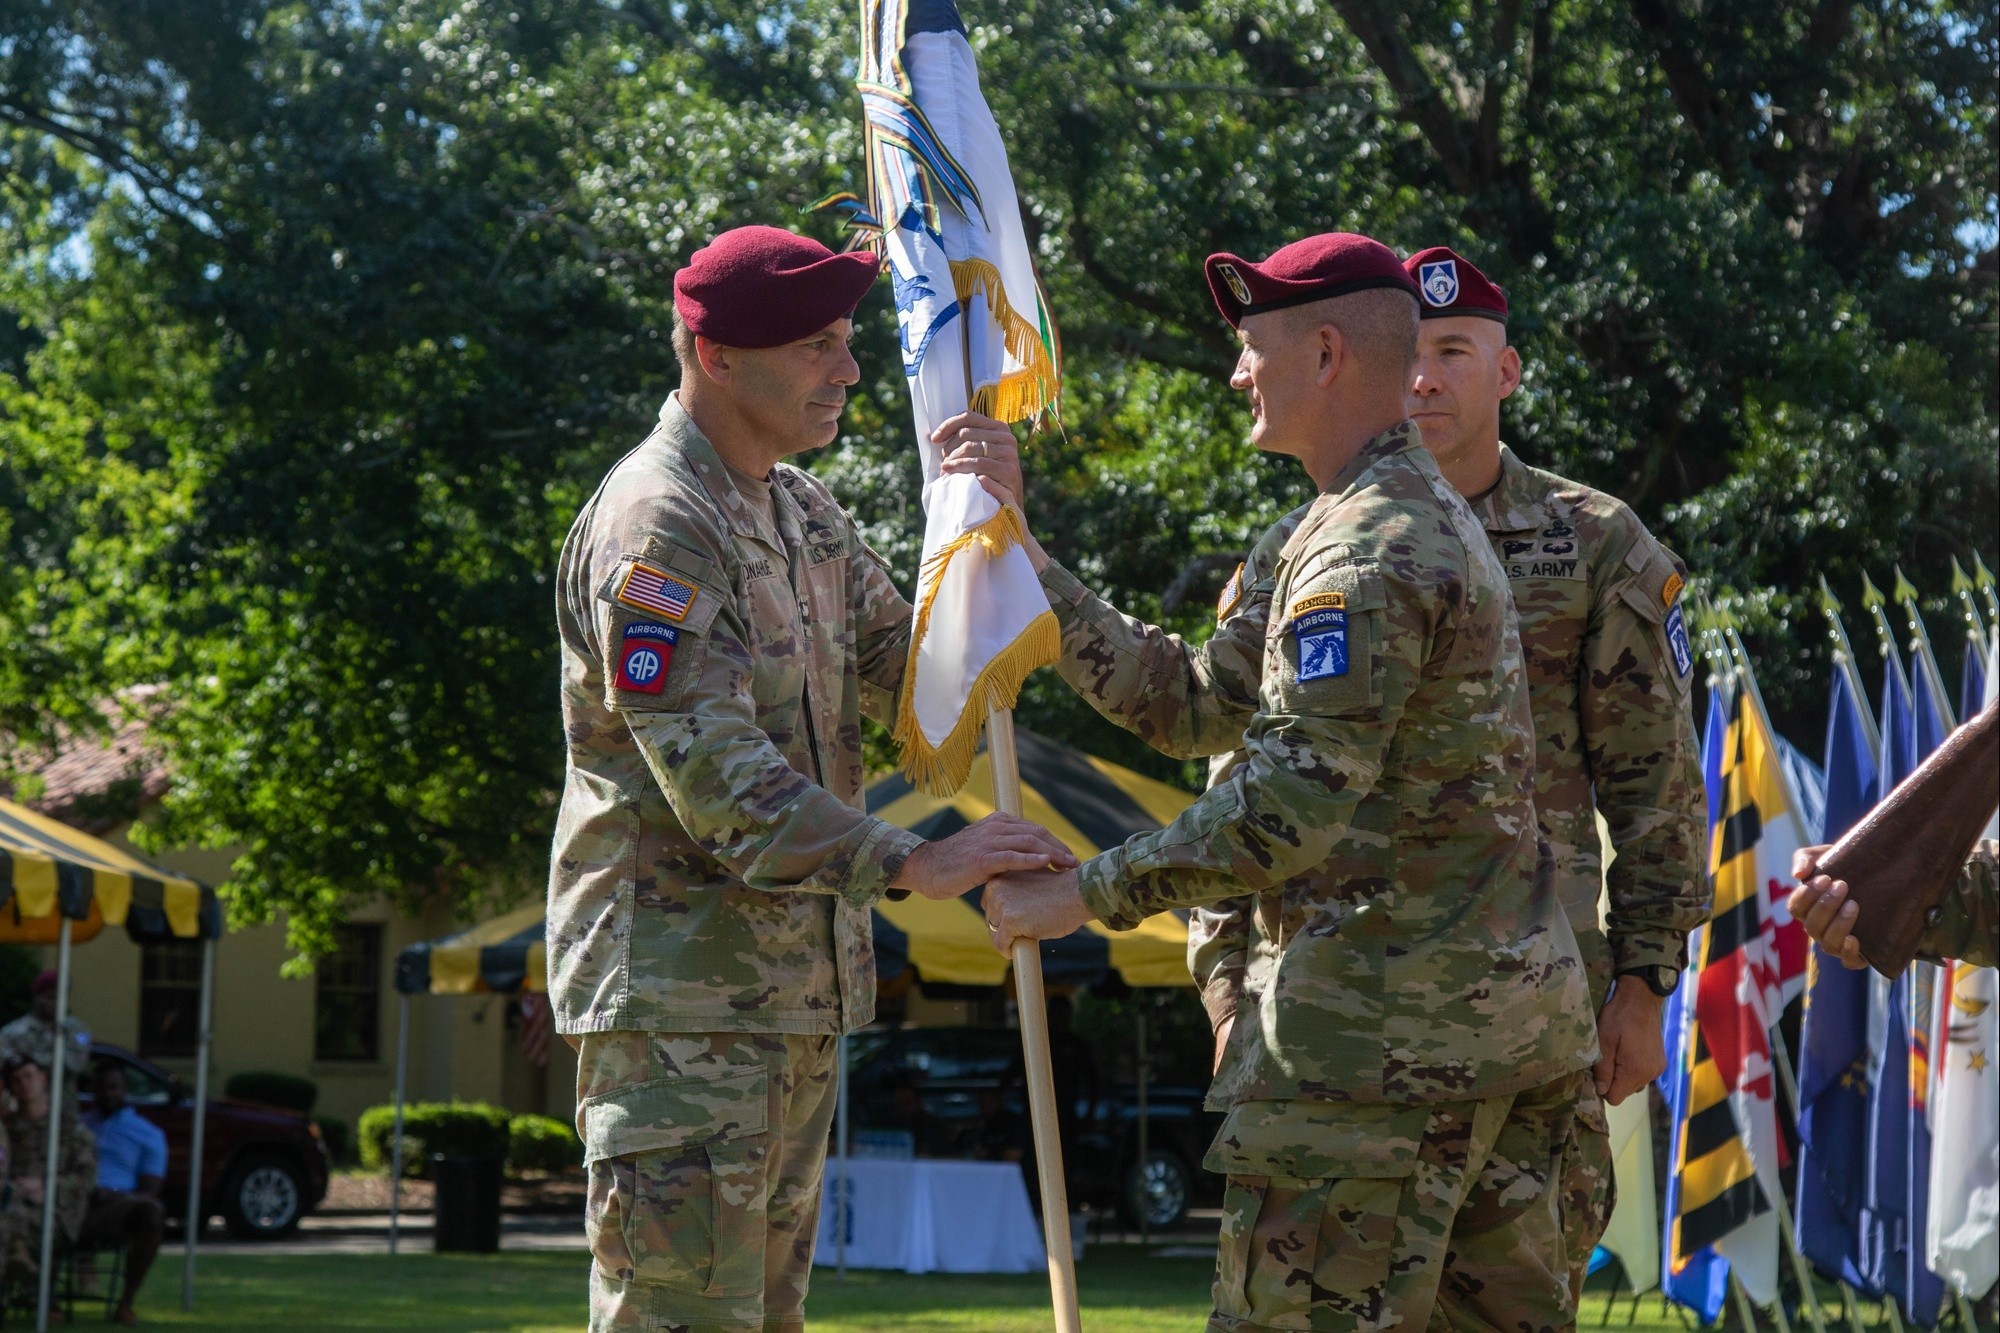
[78,1044,331,1239]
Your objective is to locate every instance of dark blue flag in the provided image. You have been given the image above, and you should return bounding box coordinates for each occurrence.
[1962,643,1987,725]
[1863,660,1947,1325]
[1794,666,1878,1289]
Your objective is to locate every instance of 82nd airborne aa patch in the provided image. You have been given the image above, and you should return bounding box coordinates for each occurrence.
[1291,593,1349,681]
[615,622,679,694]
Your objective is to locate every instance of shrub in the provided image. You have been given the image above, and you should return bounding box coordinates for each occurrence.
[507,1114,582,1173]
[357,1101,511,1173]
[314,1115,352,1165]
[225,1071,318,1115]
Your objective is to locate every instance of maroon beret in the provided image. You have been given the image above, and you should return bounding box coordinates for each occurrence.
[1404,246,1508,323]
[673,226,881,349]
[1204,232,1419,328]
[31,969,58,996]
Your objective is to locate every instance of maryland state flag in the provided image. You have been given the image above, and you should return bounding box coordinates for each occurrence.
[832,0,1062,793]
[1670,683,1808,1305]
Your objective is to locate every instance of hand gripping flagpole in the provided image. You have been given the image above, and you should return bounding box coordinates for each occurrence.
[989,707,1085,1332]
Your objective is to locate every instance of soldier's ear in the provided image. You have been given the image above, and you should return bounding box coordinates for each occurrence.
[1315,323,1345,387]
[1496,345,1522,400]
[693,335,735,385]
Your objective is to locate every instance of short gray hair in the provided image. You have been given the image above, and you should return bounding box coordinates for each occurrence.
[1278,288,1420,380]
[670,310,698,373]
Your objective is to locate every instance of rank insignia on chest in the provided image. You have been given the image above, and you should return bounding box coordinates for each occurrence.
[1664,603,1693,679]
[615,622,679,693]
[1292,605,1349,681]
[616,561,699,621]
[1216,563,1246,623]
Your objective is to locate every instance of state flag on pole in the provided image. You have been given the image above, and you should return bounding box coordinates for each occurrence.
[1659,686,1736,1324]
[841,0,1061,793]
[1672,685,1803,1306]
[1926,626,1999,1302]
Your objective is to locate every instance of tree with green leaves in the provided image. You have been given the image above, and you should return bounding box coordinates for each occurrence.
[1,0,1992,956]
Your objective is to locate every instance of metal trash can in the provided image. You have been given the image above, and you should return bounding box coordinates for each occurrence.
[431,1154,503,1253]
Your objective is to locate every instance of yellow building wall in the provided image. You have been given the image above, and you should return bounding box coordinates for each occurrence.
[37,824,576,1138]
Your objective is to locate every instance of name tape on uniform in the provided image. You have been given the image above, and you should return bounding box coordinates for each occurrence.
[617,561,699,621]
[616,622,679,693]
[1292,605,1349,681]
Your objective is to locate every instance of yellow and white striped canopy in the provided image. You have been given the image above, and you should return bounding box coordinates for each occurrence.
[0,797,217,942]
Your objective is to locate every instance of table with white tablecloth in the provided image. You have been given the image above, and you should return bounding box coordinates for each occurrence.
[814,1157,1047,1274]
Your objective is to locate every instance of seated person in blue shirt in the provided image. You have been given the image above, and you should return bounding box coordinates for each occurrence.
[79,1064,167,1326]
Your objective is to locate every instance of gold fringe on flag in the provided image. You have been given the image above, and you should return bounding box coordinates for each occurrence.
[949,259,1060,423]
[892,503,1061,795]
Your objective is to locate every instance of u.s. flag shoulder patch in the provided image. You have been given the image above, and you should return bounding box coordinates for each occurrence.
[1216,562,1246,624]
[615,622,679,694]
[617,561,699,622]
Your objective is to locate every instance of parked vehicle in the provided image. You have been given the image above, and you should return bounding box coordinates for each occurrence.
[844,1025,1221,1229]
[77,1044,332,1239]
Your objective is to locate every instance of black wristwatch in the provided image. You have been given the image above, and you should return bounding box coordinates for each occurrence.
[1618,965,1679,999]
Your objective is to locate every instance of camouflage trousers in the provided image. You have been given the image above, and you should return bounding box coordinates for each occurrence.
[576,1031,839,1333]
[1205,1072,1583,1332]
[1558,1079,1614,1303]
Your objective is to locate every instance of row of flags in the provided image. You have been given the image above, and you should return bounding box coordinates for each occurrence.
[1624,573,1999,1326]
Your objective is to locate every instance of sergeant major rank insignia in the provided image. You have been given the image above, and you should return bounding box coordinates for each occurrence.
[1290,592,1348,681]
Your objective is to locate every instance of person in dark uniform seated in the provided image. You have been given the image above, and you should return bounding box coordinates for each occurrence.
[77,1065,167,1326]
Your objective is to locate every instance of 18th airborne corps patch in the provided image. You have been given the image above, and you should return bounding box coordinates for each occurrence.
[1660,572,1692,678]
[1291,592,1349,681]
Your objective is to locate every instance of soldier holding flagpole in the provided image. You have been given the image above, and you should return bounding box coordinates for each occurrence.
[975,232,1600,1330]
[546,226,1075,1333]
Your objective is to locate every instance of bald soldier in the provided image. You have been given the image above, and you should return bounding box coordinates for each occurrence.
[549,225,1074,1333]
[1190,247,1711,1300]
[971,233,1598,1331]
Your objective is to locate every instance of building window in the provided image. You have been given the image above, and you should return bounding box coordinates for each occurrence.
[314,924,382,1062]
[138,941,203,1058]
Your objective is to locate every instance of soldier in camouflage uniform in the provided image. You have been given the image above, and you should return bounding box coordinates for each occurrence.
[975,233,1598,1331]
[0,971,93,1094]
[550,226,1073,1333]
[1,1058,95,1291]
[1401,246,1709,1296]
[1791,839,1998,971]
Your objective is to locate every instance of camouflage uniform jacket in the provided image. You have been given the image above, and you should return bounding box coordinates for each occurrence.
[0,1014,91,1082]
[2,1109,95,1247]
[1189,445,1712,1021]
[1042,422,1596,1105]
[1916,839,1997,969]
[548,395,924,1038]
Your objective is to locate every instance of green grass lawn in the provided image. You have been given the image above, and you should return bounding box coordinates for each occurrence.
[104,1247,1930,1331]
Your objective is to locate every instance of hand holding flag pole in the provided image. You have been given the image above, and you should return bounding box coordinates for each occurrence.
[840,4,1079,1325]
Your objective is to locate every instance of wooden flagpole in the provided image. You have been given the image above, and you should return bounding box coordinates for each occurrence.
[988,702,1084,1333]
